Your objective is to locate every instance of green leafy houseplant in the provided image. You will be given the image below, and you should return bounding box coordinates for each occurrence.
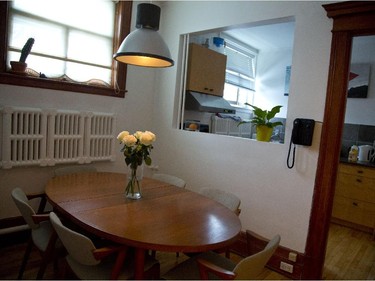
[239,103,283,141]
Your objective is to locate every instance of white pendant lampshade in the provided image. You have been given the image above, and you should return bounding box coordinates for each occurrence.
[113,3,174,68]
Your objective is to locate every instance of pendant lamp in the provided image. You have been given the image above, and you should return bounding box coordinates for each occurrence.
[113,3,174,68]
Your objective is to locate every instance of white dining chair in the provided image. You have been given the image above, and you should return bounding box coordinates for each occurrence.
[152,173,186,188]
[200,187,241,215]
[11,188,61,279]
[54,165,97,176]
[49,212,160,280]
[163,233,280,280]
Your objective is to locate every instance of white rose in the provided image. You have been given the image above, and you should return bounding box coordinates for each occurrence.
[145,131,156,141]
[123,134,137,146]
[117,131,129,142]
[140,131,156,145]
[134,131,143,140]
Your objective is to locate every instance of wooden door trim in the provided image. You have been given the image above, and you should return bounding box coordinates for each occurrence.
[303,2,375,279]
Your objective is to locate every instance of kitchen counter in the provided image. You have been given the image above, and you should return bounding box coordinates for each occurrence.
[340,157,375,169]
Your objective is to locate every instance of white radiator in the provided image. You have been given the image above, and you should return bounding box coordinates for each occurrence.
[211,116,252,138]
[1,106,116,169]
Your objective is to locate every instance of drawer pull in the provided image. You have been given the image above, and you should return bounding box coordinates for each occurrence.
[356,179,362,183]
[352,202,358,207]
[357,170,364,174]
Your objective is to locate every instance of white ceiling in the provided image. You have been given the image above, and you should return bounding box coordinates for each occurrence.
[222,21,295,52]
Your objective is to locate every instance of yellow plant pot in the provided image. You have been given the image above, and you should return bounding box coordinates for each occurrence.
[256,125,273,142]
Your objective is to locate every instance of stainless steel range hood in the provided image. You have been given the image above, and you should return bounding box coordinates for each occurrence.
[185,91,236,114]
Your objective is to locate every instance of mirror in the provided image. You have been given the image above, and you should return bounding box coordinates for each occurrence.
[341,35,375,158]
[177,19,296,143]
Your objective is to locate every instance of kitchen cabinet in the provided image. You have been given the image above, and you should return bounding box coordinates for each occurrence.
[332,163,375,234]
[186,43,227,97]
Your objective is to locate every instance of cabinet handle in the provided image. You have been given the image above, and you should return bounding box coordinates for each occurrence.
[352,202,358,207]
[356,178,362,183]
[357,170,364,174]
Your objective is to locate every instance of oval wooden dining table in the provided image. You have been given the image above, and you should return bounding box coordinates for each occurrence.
[45,172,242,279]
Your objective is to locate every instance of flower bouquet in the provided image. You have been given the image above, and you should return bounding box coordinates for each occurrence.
[117,130,156,199]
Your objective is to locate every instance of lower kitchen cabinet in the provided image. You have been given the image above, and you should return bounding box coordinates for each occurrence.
[332,163,375,234]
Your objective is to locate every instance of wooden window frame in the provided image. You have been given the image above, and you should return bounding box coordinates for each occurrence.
[0,1,132,98]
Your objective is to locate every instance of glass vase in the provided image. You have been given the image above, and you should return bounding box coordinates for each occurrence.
[125,164,143,200]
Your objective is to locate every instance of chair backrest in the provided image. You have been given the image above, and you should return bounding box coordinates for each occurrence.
[233,234,280,280]
[200,188,241,214]
[152,173,186,188]
[49,212,99,266]
[54,165,97,176]
[11,188,39,229]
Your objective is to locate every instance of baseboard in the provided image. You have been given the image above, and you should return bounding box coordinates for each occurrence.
[0,216,30,247]
[331,218,374,235]
[230,230,305,279]
[0,216,25,230]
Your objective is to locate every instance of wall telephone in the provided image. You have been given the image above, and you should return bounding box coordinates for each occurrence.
[291,118,315,146]
[287,118,315,168]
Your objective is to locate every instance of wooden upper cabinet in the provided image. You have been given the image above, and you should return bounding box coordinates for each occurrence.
[186,43,227,97]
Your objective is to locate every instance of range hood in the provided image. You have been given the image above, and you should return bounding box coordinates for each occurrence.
[185,91,236,114]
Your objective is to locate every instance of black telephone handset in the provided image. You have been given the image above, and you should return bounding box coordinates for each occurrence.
[291,118,315,146]
[288,118,315,169]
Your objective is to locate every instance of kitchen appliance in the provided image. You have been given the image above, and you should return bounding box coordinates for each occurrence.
[358,145,375,162]
[183,120,209,133]
[185,91,236,114]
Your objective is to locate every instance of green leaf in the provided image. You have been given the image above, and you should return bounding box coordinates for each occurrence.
[266,105,282,120]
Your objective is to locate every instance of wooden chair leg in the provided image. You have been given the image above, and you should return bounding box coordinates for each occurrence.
[18,239,33,279]
[225,249,231,259]
[37,230,58,279]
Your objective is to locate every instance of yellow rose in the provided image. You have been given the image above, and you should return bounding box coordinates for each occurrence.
[123,134,137,146]
[134,131,143,140]
[117,131,129,142]
[140,131,156,146]
[145,131,156,141]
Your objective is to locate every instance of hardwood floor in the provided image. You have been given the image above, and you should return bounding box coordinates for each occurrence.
[323,223,375,280]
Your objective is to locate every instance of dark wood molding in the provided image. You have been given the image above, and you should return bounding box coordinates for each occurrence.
[0,216,26,229]
[0,1,132,98]
[231,230,305,280]
[303,2,375,279]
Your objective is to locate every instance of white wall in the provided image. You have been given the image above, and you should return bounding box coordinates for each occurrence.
[153,1,332,252]
[255,48,292,118]
[0,1,333,254]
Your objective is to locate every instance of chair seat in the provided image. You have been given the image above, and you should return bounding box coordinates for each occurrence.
[163,251,236,280]
[67,252,159,280]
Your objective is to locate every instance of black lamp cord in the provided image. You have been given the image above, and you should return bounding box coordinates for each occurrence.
[287,138,296,169]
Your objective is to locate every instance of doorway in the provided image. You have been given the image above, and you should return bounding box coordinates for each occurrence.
[303,2,375,279]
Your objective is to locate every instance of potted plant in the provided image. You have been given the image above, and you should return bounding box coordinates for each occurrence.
[10,37,34,74]
[239,103,283,142]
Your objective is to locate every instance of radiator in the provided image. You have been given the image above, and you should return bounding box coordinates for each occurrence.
[211,115,252,138]
[1,106,116,169]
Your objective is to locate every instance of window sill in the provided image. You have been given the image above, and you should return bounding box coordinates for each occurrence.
[0,72,125,98]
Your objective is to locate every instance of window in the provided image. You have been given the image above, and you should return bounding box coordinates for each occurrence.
[222,35,257,107]
[0,1,132,97]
